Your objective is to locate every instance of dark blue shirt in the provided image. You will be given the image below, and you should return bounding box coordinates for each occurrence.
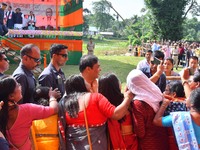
[12,63,36,104]
[140,67,166,93]
[0,8,4,25]
[0,137,9,150]
[38,63,66,99]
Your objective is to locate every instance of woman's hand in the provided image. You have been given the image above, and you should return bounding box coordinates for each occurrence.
[124,90,134,102]
[49,88,61,100]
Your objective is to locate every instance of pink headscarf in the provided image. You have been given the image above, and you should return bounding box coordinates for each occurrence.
[127,69,163,112]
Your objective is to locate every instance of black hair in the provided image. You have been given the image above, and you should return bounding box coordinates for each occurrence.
[165,57,174,65]
[99,73,124,106]
[99,73,125,123]
[20,43,38,57]
[189,56,198,62]
[63,92,81,118]
[154,51,164,60]
[193,70,200,82]
[189,88,200,112]
[63,75,88,118]
[50,44,68,58]
[168,81,185,97]
[147,50,153,53]
[0,76,17,137]
[65,74,88,95]
[79,55,98,72]
[2,3,7,6]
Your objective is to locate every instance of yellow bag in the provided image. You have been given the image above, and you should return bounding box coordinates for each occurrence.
[31,115,59,150]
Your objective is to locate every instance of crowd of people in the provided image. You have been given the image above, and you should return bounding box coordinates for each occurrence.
[0,40,199,150]
[133,40,200,70]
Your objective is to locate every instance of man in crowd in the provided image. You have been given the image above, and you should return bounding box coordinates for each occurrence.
[87,38,95,55]
[5,6,14,29]
[12,44,41,104]
[38,44,68,99]
[0,3,8,36]
[14,8,24,37]
[179,56,199,76]
[136,49,153,70]
[79,55,101,93]
[0,51,9,77]
[139,51,166,92]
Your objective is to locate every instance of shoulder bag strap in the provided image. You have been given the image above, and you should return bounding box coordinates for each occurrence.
[83,95,93,150]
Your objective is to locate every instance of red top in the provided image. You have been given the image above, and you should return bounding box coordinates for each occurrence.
[178,47,184,55]
[132,100,169,150]
[65,93,115,126]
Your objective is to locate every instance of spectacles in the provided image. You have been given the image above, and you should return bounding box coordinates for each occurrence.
[56,53,68,58]
[26,54,41,63]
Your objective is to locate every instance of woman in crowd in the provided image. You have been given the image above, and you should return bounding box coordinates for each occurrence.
[164,81,186,116]
[0,101,9,150]
[163,57,180,84]
[163,81,187,150]
[127,69,169,150]
[59,74,133,150]
[0,76,60,150]
[153,87,200,149]
[99,73,138,150]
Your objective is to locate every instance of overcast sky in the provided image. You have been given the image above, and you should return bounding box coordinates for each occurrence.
[83,0,200,20]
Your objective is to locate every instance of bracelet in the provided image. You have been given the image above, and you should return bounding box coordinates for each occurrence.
[182,80,189,86]
[49,97,57,102]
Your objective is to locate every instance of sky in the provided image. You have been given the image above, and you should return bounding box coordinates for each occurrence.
[83,0,200,20]
[83,0,145,20]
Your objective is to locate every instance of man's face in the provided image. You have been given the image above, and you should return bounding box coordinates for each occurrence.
[54,49,68,67]
[25,46,41,70]
[2,5,7,10]
[0,54,9,72]
[150,57,163,73]
[189,58,198,70]
[89,62,101,80]
[46,8,52,17]
[145,52,152,61]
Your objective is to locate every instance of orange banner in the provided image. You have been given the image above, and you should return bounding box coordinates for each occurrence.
[59,8,83,28]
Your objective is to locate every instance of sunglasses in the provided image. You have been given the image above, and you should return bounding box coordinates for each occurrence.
[56,53,68,58]
[26,54,41,63]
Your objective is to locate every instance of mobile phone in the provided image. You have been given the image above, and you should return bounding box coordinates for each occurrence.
[188,67,194,75]
[151,57,161,65]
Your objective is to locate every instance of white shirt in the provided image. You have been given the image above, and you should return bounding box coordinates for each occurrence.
[136,59,150,70]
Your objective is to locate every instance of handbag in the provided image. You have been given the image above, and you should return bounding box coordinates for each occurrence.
[83,95,93,150]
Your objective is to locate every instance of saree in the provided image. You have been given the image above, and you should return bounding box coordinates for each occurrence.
[66,124,107,150]
[171,112,198,150]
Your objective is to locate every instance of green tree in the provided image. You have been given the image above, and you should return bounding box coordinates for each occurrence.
[144,0,198,41]
[92,0,115,31]
[183,17,200,41]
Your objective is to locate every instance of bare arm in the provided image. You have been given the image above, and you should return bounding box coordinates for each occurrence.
[150,62,164,83]
[111,89,134,120]
[180,68,192,99]
[48,88,61,114]
[153,99,170,126]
